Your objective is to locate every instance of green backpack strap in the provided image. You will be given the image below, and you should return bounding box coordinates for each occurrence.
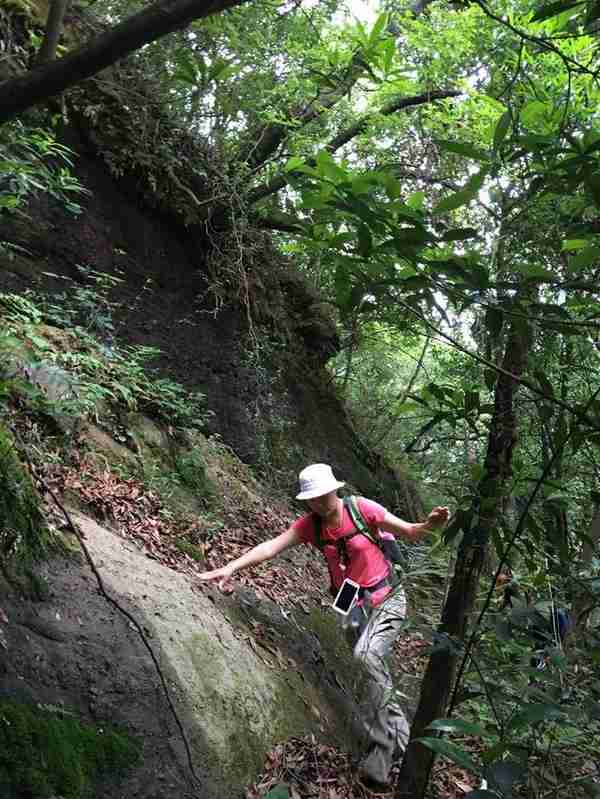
[344,496,401,586]
[343,495,378,546]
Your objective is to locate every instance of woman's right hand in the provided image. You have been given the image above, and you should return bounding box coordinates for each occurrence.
[197,564,235,593]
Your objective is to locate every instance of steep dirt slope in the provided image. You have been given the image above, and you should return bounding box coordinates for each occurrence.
[0,126,421,514]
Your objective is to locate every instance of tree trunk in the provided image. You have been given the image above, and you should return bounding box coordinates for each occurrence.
[37,0,70,64]
[0,0,248,124]
[571,505,600,632]
[396,315,531,799]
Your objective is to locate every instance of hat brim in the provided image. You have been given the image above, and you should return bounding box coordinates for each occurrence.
[296,481,345,501]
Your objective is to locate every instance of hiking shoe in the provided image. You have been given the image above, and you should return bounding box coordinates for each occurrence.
[357,746,392,793]
[357,770,391,794]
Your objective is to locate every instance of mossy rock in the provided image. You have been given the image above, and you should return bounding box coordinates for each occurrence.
[0,423,50,568]
[0,699,140,799]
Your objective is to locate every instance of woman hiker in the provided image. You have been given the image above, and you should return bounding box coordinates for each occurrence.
[197,463,450,789]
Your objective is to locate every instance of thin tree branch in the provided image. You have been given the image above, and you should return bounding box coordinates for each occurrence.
[246,90,461,205]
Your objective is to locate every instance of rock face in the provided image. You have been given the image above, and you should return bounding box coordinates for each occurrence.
[0,122,422,513]
[0,511,356,799]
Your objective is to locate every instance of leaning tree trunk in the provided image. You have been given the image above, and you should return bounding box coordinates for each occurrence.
[0,0,248,123]
[396,314,531,799]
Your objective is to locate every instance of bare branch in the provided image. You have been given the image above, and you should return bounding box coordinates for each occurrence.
[246,89,461,205]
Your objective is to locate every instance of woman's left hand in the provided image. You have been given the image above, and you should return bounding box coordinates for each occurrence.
[426,506,450,530]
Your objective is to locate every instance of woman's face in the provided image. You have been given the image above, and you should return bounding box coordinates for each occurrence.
[306,491,338,518]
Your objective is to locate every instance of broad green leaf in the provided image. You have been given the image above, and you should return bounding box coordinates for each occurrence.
[583,129,600,152]
[316,150,345,182]
[443,508,473,544]
[561,238,588,251]
[383,37,395,73]
[432,170,487,216]
[433,189,475,215]
[436,139,490,162]
[394,227,432,246]
[427,717,486,736]
[520,100,554,132]
[531,0,583,22]
[493,111,511,151]
[406,190,425,210]
[284,156,308,173]
[507,703,562,730]
[569,244,600,269]
[264,785,290,799]
[368,11,388,46]
[417,737,480,773]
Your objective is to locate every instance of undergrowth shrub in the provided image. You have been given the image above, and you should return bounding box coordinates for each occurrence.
[0,119,88,219]
[0,700,140,799]
[0,291,212,432]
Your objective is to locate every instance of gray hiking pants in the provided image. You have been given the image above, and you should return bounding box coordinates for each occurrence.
[345,588,410,783]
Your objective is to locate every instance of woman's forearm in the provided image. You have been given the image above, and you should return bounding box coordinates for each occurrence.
[229,540,275,575]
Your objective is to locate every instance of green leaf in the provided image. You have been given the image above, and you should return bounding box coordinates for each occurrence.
[285,156,307,173]
[561,238,588,251]
[433,189,475,215]
[417,737,480,773]
[368,11,388,46]
[436,139,490,162]
[406,190,425,210]
[432,170,487,216]
[507,703,562,730]
[531,0,583,22]
[394,227,432,246]
[316,150,345,182]
[427,717,486,736]
[493,111,511,151]
[264,785,290,799]
[520,100,553,131]
[569,245,600,270]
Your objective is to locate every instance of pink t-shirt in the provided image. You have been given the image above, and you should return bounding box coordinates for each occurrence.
[292,497,394,606]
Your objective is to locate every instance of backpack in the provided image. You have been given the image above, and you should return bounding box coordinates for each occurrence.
[313,495,402,595]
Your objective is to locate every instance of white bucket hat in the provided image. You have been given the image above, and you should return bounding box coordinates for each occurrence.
[296,463,345,500]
